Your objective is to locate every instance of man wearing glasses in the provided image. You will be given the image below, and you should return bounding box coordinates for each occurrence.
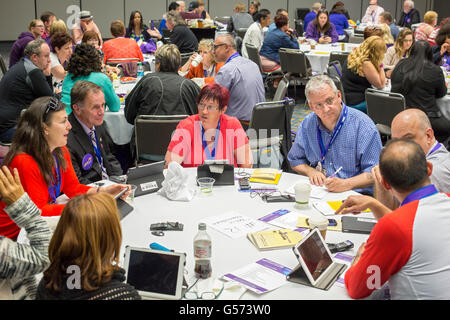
[0,39,53,143]
[287,75,382,194]
[213,34,265,129]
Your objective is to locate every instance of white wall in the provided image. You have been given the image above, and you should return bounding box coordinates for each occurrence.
[0,0,434,41]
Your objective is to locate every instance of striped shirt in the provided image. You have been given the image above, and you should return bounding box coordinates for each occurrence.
[0,193,51,300]
[287,105,382,194]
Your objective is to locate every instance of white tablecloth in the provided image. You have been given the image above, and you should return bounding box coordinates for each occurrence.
[299,43,359,74]
[120,168,371,300]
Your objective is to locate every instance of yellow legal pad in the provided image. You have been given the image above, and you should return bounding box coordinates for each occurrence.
[327,201,371,213]
[249,168,282,185]
[247,229,303,250]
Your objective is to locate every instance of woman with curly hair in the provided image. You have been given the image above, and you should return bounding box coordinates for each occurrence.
[341,36,386,113]
[61,43,120,114]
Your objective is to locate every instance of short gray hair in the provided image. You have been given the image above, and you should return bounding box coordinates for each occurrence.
[24,39,47,58]
[215,33,237,50]
[155,44,181,72]
[404,0,414,8]
[305,75,338,102]
[166,10,186,26]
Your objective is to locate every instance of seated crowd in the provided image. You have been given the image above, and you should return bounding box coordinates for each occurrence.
[1,0,450,301]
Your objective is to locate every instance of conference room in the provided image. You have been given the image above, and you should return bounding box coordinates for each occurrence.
[0,0,450,306]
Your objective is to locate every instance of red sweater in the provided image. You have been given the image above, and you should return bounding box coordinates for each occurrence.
[0,147,91,239]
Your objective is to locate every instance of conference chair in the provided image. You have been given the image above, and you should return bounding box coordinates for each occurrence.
[328,75,347,105]
[161,29,172,43]
[327,61,343,79]
[273,75,290,101]
[245,43,282,91]
[329,51,349,69]
[247,98,295,171]
[295,8,310,21]
[365,88,406,138]
[349,35,364,44]
[134,114,188,166]
[0,55,7,75]
[279,48,312,99]
[236,28,248,39]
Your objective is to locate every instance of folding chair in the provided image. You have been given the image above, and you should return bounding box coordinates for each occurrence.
[245,43,282,89]
[247,98,295,170]
[365,88,406,137]
[329,51,349,69]
[134,114,188,166]
[327,61,342,79]
[279,48,312,99]
[328,75,347,105]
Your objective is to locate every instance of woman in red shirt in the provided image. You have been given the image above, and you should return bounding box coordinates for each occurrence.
[0,96,129,239]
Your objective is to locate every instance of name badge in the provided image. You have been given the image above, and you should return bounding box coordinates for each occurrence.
[82,154,94,170]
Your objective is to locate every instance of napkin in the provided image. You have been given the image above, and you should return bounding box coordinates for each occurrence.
[158,161,195,201]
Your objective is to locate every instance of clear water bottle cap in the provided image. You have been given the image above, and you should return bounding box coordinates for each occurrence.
[198,223,206,230]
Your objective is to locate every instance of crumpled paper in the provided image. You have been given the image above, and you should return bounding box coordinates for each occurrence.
[158,161,195,201]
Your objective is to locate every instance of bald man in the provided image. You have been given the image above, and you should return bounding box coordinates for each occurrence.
[372,108,450,209]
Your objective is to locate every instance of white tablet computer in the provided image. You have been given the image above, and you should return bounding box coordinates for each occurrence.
[123,246,186,300]
[292,229,337,287]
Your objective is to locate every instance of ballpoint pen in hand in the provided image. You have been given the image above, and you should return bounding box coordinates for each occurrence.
[329,166,343,178]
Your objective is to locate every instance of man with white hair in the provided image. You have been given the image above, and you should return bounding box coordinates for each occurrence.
[398,0,420,29]
[361,0,384,24]
[287,75,382,194]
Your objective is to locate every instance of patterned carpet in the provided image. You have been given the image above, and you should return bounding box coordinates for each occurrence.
[291,101,312,132]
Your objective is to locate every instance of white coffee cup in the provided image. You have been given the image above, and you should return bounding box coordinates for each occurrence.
[308,216,329,239]
[294,182,312,207]
[191,54,203,67]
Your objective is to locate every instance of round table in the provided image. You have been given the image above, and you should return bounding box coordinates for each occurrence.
[120,168,371,300]
[299,43,359,74]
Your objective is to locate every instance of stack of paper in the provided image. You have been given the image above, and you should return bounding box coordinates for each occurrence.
[249,168,282,185]
[247,229,303,251]
[312,200,371,216]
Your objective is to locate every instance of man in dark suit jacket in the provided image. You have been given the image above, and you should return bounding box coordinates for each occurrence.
[398,0,420,29]
[67,80,123,185]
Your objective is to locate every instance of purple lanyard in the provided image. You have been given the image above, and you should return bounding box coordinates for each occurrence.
[317,105,348,164]
[48,154,61,204]
[427,143,442,157]
[401,184,438,206]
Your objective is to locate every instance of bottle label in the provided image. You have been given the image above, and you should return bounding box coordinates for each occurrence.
[194,245,211,258]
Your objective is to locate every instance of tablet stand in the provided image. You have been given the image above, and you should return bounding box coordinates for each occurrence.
[286,262,347,291]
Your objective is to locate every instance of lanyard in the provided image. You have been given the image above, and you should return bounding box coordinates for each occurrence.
[91,130,104,168]
[427,142,442,157]
[405,13,411,23]
[401,184,438,206]
[200,120,221,160]
[225,52,240,64]
[48,154,61,204]
[317,105,348,164]
[204,64,215,78]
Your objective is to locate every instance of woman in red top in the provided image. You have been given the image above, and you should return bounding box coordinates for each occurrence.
[178,39,224,86]
[0,96,129,239]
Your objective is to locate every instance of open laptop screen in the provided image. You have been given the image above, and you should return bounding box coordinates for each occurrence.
[126,249,181,296]
[297,231,333,281]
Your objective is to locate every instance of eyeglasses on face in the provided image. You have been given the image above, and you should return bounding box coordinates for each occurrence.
[213,43,227,50]
[198,103,219,112]
[309,96,336,110]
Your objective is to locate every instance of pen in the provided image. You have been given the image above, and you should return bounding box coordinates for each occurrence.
[329,166,343,178]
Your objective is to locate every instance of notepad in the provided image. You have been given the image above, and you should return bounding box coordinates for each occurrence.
[249,168,282,185]
[247,228,303,251]
[297,217,342,232]
[312,200,370,216]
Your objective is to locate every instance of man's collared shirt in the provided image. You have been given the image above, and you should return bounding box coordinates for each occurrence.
[287,105,382,193]
[426,141,450,193]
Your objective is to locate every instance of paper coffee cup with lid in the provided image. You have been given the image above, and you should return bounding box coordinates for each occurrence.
[294,181,312,208]
[308,216,328,240]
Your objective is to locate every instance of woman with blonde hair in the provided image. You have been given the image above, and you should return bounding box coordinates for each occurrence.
[379,23,394,48]
[384,28,414,78]
[179,38,224,86]
[49,19,68,38]
[341,36,386,113]
[37,192,141,300]
[415,11,438,42]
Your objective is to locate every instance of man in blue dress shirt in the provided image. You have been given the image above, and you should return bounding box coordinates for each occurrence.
[288,75,382,194]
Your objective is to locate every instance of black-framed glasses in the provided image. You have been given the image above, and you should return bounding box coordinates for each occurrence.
[213,43,227,50]
[183,278,224,300]
[44,96,60,121]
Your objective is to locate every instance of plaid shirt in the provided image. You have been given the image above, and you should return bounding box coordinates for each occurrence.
[288,105,382,194]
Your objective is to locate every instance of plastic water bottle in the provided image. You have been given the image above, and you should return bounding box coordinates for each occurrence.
[137,62,144,80]
[194,223,212,279]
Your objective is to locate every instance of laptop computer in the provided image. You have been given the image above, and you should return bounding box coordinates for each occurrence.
[126,161,165,197]
[342,216,377,234]
[123,246,186,300]
[287,229,346,290]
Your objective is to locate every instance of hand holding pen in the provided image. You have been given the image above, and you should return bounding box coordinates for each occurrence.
[324,166,349,193]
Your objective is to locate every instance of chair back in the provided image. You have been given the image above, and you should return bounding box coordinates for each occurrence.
[236,28,248,39]
[296,8,310,21]
[248,99,295,171]
[349,35,364,44]
[134,115,188,163]
[329,51,349,69]
[0,55,7,75]
[365,88,406,135]
[279,48,310,77]
[329,75,346,105]
[273,75,289,101]
[245,43,263,73]
[327,61,342,79]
